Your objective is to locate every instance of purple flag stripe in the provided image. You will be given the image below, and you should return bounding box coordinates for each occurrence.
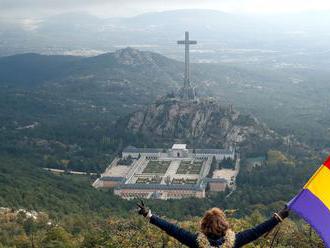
[289,189,330,248]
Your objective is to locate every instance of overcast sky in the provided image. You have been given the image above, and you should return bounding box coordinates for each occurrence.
[2,0,330,19]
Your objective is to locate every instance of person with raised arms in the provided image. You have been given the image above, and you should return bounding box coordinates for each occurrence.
[137,201,289,248]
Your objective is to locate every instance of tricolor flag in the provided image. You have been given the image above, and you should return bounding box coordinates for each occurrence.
[289,156,330,247]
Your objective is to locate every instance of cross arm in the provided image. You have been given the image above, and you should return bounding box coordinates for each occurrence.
[177,40,197,45]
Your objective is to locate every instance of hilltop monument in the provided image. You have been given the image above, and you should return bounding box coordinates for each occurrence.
[177,31,197,100]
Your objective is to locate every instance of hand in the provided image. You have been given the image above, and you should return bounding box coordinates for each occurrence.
[137,200,150,217]
[276,205,289,221]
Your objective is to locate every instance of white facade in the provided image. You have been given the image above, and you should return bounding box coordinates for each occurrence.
[172,144,187,150]
[122,144,234,161]
[193,152,234,161]
[122,151,161,159]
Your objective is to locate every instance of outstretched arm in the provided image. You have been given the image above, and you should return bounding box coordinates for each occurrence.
[235,216,279,247]
[149,215,198,248]
[234,207,289,247]
[137,200,198,248]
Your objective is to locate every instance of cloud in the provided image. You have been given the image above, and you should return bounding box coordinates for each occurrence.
[0,0,109,9]
[0,0,115,19]
[1,0,330,20]
[234,0,330,13]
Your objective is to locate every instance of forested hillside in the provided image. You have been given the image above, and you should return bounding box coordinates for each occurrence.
[0,208,324,247]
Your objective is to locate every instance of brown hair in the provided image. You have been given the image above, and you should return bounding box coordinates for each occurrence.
[200,208,229,238]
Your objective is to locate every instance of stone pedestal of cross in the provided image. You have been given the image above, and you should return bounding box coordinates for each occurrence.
[177,31,197,100]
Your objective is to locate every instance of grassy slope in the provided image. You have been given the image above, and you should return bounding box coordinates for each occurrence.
[0,157,133,217]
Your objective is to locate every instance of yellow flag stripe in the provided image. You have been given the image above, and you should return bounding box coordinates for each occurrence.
[303,165,324,189]
[305,166,330,211]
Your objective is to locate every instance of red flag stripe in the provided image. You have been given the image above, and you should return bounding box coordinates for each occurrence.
[323,156,330,170]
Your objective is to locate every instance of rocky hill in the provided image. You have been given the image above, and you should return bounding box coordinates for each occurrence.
[122,96,281,154]
[0,47,182,90]
[0,48,186,122]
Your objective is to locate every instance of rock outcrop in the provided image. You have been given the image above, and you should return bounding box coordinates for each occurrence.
[121,96,281,153]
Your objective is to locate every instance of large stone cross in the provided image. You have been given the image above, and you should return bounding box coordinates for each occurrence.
[177,31,197,88]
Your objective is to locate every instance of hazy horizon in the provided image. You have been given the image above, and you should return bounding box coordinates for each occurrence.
[2,0,330,20]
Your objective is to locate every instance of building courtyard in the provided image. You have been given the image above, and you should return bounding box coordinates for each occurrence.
[93,144,238,199]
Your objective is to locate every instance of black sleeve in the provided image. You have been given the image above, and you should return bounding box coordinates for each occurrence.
[149,215,199,248]
[234,217,280,247]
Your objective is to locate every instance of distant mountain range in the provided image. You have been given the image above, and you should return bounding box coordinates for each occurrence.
[0,47,181,89]
[0,47,329,148]
[2,9,330,57]
[0,48,187,122]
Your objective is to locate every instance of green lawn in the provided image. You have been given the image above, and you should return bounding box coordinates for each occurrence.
[142,161,170,174]
[176,161,202,174]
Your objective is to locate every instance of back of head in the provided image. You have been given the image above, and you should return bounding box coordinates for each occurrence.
[200,208,229,238]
